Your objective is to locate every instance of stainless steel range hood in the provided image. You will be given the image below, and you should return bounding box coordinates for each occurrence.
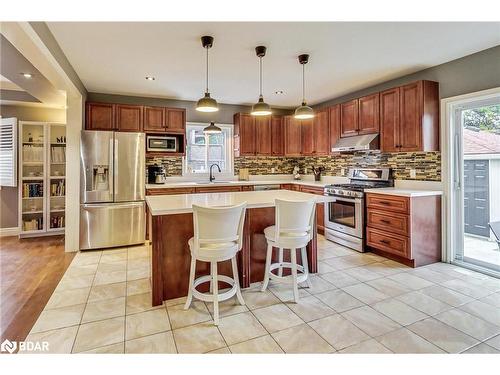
[331,133,379,152]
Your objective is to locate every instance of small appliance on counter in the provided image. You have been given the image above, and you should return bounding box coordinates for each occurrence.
[148,164,166,184]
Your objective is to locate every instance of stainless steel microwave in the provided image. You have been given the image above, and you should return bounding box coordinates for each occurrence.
[146,135,177,152]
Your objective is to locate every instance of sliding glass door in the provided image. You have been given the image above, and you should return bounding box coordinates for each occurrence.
[452,98,500,274]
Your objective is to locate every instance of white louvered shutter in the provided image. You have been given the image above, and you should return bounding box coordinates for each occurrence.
[0,117,18,187]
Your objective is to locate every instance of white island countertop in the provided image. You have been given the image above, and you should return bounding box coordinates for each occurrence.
[146,189,333,216]
[364,188,443,197]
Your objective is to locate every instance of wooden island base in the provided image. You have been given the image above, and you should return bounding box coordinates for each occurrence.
[149,207,318,306]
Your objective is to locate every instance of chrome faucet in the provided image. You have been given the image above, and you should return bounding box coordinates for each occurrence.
[209,163,221,182]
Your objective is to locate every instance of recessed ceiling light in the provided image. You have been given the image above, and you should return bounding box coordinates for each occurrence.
[274,90,284,95]
[145,76,155,81]
[21,73,33,79]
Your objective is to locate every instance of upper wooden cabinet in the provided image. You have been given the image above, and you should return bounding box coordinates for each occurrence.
[234,113,256,156]
[255,116,272,155]
[380,88,400,152]
[271,116,284,156]
[143,106,165,132]
[329,105,341,155]
[284,116,302,156]
[358,93,380,135]
[313,109,330,155]
[86,103,115,131]
[86,102,186,134]
[234,113,284,157]
[165,108,186,132]
[340,99,359,137]
[340,94,379,137]
[301,119,314,156]
[381,80,439,152]
[116,104,143,132]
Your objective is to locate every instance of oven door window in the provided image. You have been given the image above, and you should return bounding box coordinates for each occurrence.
[328,200,356,228]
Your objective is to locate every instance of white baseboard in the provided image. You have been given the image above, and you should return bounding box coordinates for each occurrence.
[0,227,20,237]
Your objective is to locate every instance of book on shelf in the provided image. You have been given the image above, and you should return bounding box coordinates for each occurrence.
[50,180,65,196]
[23,182,44,198]
[23,217,43,231]
[22,144,44,162]
[50,214,65,229]
[50,146,66,163]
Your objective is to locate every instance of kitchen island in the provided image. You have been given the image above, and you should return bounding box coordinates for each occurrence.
[146,189,332,306]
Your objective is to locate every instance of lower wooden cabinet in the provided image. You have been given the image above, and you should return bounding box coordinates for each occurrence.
[366,193,441,267]
[146,187,196,195]
[194,186,242,193]
[298,185,325,234]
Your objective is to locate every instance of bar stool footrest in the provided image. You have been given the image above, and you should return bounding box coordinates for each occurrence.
[192,275,238,302]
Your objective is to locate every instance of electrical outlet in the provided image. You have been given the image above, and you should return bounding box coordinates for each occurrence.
[341,168,345,176]
[304,167,308,174]
[271,167,275,174]
[410,169,417,179]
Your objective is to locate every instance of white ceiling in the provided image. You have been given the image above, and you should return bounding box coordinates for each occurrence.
[47,22,500,107]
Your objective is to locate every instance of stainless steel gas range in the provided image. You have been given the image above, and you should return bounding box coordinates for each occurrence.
[324,168,393,252]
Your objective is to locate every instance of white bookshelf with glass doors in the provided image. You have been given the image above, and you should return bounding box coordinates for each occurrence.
[18,121,66,237]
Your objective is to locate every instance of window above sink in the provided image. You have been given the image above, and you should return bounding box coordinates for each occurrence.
[183,123,234,180]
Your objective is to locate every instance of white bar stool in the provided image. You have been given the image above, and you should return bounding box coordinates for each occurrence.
[261,199,316,303]
[184,202,247,325]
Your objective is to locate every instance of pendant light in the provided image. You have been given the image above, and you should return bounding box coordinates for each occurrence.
[196,36,219,113]
[203,121,222,134]
[294,54,314,120]
[251,46,272,116]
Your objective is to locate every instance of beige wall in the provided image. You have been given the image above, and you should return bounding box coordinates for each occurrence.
[0,105,66,229]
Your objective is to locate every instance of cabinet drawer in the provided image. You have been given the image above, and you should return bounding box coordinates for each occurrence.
[195,186,242,193]
[299,185,324,195]
[367,209,409,237]
[146,187,195,195]
[366,193,410,214]
[366,227,410,258]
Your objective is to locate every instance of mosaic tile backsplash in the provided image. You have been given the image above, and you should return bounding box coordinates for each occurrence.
[147,151,441,181]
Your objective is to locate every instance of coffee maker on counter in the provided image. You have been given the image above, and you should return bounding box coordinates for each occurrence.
[147,164,166,184]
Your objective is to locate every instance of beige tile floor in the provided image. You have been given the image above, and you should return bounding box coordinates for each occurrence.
[23,236,500,354]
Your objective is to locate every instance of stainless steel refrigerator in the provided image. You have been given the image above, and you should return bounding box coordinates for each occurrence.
[79,130,145,250]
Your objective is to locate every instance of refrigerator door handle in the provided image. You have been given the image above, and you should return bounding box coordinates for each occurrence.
[109,136,115,201]
[114,137,118,199]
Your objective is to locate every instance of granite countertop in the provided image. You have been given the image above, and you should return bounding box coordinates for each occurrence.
[145,179,331,190]
[364,188,443,197]
[146,189,334,216]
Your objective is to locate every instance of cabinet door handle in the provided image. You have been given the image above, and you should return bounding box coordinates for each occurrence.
[380,219,391,224]
[379,201,391,205]
[380,239,390,245]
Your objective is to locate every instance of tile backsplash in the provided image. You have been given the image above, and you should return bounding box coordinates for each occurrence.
[235,151,441,181]
[147,151,441,181]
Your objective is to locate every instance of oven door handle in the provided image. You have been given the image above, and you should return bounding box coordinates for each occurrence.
[328,196,361,204]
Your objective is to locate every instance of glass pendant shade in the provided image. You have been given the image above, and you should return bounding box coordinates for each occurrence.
[196,92,218,112]
[294,102,314,119]
[203,121,222,134]
[251,96,272,116]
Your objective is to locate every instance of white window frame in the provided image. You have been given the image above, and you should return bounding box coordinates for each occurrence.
[182,122,234,178]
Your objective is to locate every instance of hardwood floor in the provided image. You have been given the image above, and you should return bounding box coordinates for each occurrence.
[0,235,74,342]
